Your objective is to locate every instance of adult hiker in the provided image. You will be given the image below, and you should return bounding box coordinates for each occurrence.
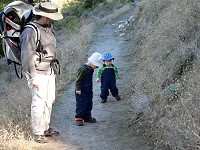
[20,2,63,143]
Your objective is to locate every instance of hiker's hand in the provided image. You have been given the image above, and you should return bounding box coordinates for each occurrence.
[76,90,81,94]
[32,83,39,89]
[96,78,100,83]
[32,80,39,89]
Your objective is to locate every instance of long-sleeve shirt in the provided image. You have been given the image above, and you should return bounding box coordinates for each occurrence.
[20,22,56,79]
[75,64,94,91]
[96,64,119,79]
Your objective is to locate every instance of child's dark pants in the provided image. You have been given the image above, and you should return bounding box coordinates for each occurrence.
[100,67,118,100]
[75,93,93,120]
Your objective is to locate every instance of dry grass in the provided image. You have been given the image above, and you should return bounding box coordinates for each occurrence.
[0,123,35,150]
[98,4,133,25]
[55,23,94,91]
[127,0,200,149]
[0,3,133,149]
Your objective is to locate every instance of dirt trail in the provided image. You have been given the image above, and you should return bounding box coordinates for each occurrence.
[35,12,154,150]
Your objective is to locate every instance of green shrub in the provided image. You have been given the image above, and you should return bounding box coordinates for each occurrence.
[54,1,84,32]
[63,2,84,17]
[81,0,106,9]
[54,15,80,31]
[66,16,79,30]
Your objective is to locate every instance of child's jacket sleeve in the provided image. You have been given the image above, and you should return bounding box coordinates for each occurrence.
[75,66,88,91]
[96,66,104,78]
[113,65,119,79]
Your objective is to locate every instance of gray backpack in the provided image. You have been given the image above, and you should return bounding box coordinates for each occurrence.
[0,1,40,78]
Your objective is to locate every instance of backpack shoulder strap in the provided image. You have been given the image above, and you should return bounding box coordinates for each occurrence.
[24,22,40,47]
[14,22,40,79]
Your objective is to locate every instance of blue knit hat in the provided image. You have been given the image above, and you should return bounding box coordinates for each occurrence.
[103,53,114,61]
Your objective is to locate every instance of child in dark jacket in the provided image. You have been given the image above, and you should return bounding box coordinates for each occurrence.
[75,52,102,126]
[96,53,121,103]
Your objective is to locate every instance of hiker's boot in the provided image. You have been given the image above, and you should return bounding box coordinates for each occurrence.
[34,135,48,143]
[44,128,59,137]
[84,117,97,123]
[101,98,107,103]
[115,95,121,101]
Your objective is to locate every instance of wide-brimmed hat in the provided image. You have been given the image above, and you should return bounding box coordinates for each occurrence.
[88,52,102,67]
[33,2,63,20]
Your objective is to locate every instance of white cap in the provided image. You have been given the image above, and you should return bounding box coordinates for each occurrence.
[88,52,102,67]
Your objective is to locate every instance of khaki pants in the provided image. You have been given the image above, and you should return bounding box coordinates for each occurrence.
[26,73,55,135]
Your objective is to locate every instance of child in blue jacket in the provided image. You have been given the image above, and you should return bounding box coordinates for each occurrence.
[96,53,121,103]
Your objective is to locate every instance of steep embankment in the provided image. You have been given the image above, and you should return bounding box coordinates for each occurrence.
[126,0,200,149]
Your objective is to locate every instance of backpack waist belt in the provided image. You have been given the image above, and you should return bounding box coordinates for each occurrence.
[35,58,60,75]
[36,58,53,62]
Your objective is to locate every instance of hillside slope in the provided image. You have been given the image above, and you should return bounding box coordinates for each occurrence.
[126,0,200,149]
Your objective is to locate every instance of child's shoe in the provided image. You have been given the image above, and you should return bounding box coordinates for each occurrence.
[101,98,107,103]
[84,117,97,123]
[75,118,84,126]
[76,120,84,126]
[115,95,121,101]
